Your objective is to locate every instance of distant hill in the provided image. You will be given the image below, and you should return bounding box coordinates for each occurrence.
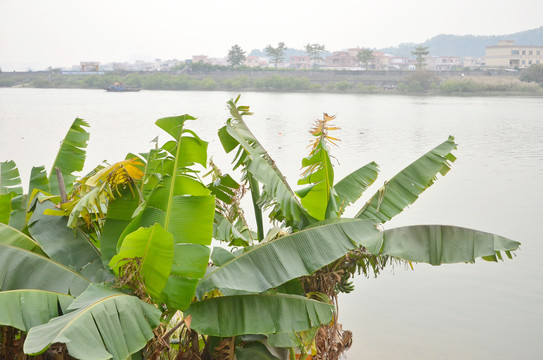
[246,27,543,61]
[379,26,543,58]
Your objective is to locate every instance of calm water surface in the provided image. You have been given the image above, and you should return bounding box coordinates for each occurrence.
[1,88,542,359]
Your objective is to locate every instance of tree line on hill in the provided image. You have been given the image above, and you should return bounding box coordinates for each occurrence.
[228,26,543,66]
[380,26,543,58]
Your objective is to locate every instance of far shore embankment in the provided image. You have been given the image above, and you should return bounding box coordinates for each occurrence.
[1,69,540,96]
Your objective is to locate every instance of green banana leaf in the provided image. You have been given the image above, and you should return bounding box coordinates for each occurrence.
[0,244,90,296]
[0,160,23,196]
[100,188,140,267]
[23,284,161,360]
[211,246,237,267]
[219,98,310,228]
[28,200,109,282]
[0,161,25,227]
[266,325,319,351]
[29,166,50,195]
[110,223,174,300]
[213,212,253,246]
[186,293,334,337]
[0,290,73,332]
[207,173,240,204]
[334,161,379,214]
[159,242,211,310]
[48,117,90,195]
[297,140,336,221]
[356,136,457,223]
[0,223,46,256]
[132,147,169,199]
[196,219,378,298]
[0,194,11,224]
[7,194,28,230]
[236,341,281,360]
[117,115,215,310]
[362,225,520,265]
[3,166,50,231]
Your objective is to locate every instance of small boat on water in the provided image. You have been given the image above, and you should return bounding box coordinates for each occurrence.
[105,82,141,92]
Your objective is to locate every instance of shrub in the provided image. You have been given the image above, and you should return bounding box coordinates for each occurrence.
[520,64,543,85]
[402,70,439,93]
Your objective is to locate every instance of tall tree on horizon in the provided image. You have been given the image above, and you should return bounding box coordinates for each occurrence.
[227,44,247,67]
[412,45,430,70]
[305,43,326,68]
[356,48,374,70]
[264,42,287,70]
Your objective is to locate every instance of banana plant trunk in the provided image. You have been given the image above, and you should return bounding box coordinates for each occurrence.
[1,325,75,360]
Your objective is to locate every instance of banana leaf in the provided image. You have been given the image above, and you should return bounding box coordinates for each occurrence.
[297,140,336,221]
[29,166,50,195]
[207,173,240,204]
[356,136,457,223]
[23,284,161,359]
[159,242,211,310]
[0,223,46,256]
[362,225,520,265]
[5,166,52,231]
[186,293,334,337]
[334,161,379,214]
[28,200,109,282]
[0,161,25,227]
[0,160,23,196]
[213,212,252,246]
[220,98,310,229]
[0,244,90,296]
[48,118,90,195]
[117,115,215,310]
[0,194,11,224]
[110,223,174,300]
[196,219,378,298]
[211,246,237,267]
[0,290,73,332]
[235,342,280,360]
[100,188,140,267]
[7,194,28,230]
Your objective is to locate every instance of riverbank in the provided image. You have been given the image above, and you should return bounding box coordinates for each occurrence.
[1,69,541,96]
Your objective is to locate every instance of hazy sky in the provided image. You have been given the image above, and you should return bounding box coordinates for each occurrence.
[1,0,542,71]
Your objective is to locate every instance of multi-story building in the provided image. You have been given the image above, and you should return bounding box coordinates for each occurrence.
[289,55,310,69]
[485,40,543,68]
[245,56,268,68]
[192,55,210,64]
[462,57,484,68]
[387,57,415,71]
[325,51,357,68]
[371,51,393,70]
[426,56,462,71]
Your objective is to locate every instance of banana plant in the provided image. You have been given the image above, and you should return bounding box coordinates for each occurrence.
[0,99,521,360]
[0,118,90,232]
[191,96,520,359]
[0,115,217,358]
[0,112,336,359]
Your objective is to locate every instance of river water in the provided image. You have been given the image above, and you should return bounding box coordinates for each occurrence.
[1,88,542,359]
